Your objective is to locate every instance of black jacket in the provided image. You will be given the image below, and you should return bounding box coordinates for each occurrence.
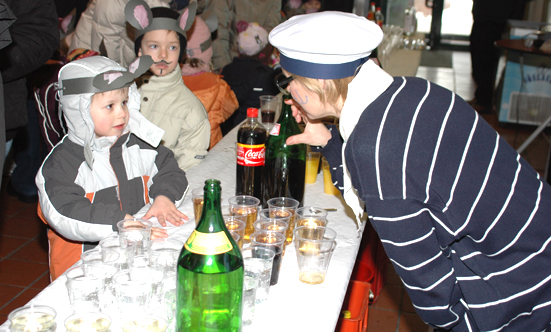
[1,0,58,134]
[220,57,280,135]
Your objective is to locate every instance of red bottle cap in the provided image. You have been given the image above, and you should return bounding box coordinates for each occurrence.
[247,108,259,118]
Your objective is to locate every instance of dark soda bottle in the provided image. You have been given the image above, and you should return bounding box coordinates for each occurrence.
[236,108,267,200]
[262,95,307,207]
[177,179,244,331]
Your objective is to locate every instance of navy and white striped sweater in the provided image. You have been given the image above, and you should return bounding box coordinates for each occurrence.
[322,77,551,331]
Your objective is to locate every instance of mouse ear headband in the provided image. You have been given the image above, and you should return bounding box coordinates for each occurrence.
[125,0,197,39]
[58,55,154,96]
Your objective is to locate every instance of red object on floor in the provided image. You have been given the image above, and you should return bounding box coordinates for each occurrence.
[335,280,371,332]
[350,222,389,304]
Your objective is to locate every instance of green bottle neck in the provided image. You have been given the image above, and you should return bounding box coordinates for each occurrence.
[278,95,294,123]
[196,180,224,232]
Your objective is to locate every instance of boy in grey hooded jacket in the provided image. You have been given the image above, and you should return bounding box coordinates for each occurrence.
[36,55,189,280]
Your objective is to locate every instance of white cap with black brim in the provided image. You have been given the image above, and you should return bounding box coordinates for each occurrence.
[269,11,383,79]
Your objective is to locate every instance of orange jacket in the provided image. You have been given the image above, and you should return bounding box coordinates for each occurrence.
[182,72,238,149]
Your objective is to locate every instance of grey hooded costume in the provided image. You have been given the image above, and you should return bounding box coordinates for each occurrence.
[35,56,188,278]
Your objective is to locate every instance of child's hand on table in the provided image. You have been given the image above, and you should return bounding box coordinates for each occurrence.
[143,195,189,227]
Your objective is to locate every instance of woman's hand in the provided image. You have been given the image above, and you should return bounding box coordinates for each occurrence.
[285,98,332,147]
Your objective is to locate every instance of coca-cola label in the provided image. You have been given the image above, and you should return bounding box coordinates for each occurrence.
[237,143,265,166]
[269,123,281,136]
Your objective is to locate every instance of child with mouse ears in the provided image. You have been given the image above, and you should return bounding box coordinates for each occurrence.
[126,0,211,171]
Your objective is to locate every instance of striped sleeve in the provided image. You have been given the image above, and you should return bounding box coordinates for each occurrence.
[319,124,345,193]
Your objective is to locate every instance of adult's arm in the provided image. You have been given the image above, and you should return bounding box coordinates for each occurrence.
[317,124,345,194]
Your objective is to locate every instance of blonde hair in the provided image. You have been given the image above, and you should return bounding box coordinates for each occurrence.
[283,69,354,108]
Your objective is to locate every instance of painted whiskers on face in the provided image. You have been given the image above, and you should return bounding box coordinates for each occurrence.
[139,29,181,77]
[292,88,309,105]
[154,60,172,75]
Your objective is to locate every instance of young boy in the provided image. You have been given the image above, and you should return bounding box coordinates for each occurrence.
[36,55,189,280]
[126,0,211,171]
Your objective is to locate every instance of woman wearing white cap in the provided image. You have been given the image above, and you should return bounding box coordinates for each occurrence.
[269,11,551,332]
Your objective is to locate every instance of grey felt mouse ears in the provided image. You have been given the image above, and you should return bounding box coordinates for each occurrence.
[125,0,197,40]
[58,55,154,96]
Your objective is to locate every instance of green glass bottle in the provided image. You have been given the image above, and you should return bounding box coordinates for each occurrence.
[177,179,243,332]
[261,94,307,207]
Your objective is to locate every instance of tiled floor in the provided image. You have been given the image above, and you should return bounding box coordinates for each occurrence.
[0,51,549,331]
[0,178,50,325]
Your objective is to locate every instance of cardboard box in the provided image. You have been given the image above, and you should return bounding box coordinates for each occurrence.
[498,51,551,125]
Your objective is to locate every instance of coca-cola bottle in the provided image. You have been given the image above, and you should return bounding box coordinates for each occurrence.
[236,108,267,200]
[375,7,384,28]
[262,95,306,207]
[367,2,376,21]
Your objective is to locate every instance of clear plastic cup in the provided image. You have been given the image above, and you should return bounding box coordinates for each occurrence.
[65,265,103,313]
[100,235,135,270]
[8,305,57,332]
[305,151,321,184]
[228,195,260,243]
[240,246,275,304]
[65,312,111,332]
[267,197,300,245]
[294,226,337,285]
[113,269,153,318]
[121,315,168,332]
[224,215,246,249]
[249,231,285,286]
[242,269,259,326]
[295,206,329,228]
[117,218,153,256]
[191,188,204,224]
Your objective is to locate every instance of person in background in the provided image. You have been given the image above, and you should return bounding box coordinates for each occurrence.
[195,0,235,72]
[54,0,89,56]
[468,0,528,114]
[127,0,211,171]
[271,11,551,331]
[0,0,15,189]
[220,21,280,135]
[69,0,171,67]
[36,55,189,281]
[1,0,59,203]
[182,16,238,148]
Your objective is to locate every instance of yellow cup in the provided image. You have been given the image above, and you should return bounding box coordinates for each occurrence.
[322,158,340,195]
[305,152,321,184]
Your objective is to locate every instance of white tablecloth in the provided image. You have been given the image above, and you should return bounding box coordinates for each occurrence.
[1,125,366,331]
